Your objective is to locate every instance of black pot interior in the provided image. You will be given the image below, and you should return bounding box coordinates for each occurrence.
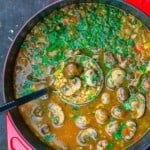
[3,0,150,149]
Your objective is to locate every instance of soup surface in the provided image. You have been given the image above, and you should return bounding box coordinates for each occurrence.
[14,3,150,150]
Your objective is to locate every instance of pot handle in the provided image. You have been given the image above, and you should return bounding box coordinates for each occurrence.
[6,113,33,150]
[128,130,150,150]
[123,0,150,16]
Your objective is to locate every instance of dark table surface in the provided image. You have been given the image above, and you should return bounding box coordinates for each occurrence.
[0,1,55,149]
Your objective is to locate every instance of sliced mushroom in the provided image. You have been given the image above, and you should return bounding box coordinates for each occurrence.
[75,116,88,129]
[48,103,64,128]
[97,140,108,150]
[76,128,97,146]
[63,62,82,79]
[119,60,129,69]
[84,69,98,87]
[141,76,150,92]
[129,70,142,87]
[101,93,110,104]
[116,54,129,69]
[31,104,43,121]
[130,93,146,119]
[65,49,80,58]
[95,109,108,124]
[117,87,129,103]
[93,54,100,62]
[111,105,125,119]
[105,120,119,136]
[60,85,72,96]
[60,77,81,96]
[70,77,82,92]
[104,51,116,66]
[122,120,136,141]
[52,136,68,150]
[40,124,50,135]
[106,68,126,90]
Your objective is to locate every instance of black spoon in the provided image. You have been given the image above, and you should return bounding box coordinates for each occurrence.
[0,88,49,113]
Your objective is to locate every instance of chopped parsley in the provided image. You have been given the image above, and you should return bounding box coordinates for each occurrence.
[43,134,54,142]
[112,122,126,140]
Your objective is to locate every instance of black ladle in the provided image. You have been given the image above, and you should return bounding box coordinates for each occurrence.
[0,88,48,113]
[0,55,103,113]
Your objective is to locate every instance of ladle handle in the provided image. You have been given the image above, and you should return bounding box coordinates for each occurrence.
[0,88,47,113]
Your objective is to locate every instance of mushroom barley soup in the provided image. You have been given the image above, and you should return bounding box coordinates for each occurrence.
[14,3,150,150]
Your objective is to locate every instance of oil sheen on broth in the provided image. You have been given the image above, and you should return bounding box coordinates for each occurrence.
[14,3,150,150]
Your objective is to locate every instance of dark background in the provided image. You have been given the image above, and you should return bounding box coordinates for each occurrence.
[0,0,54,149]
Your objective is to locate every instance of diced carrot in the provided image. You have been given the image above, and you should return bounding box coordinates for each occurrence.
[114,146,121,150]
[134,44,144,53]
[122,127,129,136]
[133,134,140,142]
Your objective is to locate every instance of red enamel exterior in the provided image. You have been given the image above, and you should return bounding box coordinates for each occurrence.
[6,113,33,150]
[124,0,150,16]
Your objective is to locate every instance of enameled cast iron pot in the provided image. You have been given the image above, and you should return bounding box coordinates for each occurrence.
[2,0,150,149]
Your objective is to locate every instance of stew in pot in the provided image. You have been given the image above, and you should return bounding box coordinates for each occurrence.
[14,3,150,150]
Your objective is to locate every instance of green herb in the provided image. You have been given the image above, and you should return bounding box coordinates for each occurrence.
[139,64,147,73]
[32,65,38,70]
[91,74,98,82]
[103,62,112,71]
[21,42,28,49]
[32,69,43,78]
[109,116,115,122]
[139,87,147,95]
[43,134,53,142]
[80,48,93,56]
[128,94,136,102]
[71,106,79,112]
[87,95,97,101]
[138,62,150,73]
[42,55,49,65]
[113,122,126,140]
[106,142,114,150]
[47,40,64,52]
[126,39,135,46]
[31,37,37,43]
[50,116,59,124]
[81,74,87,83]
[123,101,131,111]
[39,4,136,59]
[49,50,65,65]
[20,81,32,96]
[48,31,57,44]
[77,55,87,65]
[70,106,80,121]
[113,131,122,140]
[71,114,79,121]
[98,68,103,75]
